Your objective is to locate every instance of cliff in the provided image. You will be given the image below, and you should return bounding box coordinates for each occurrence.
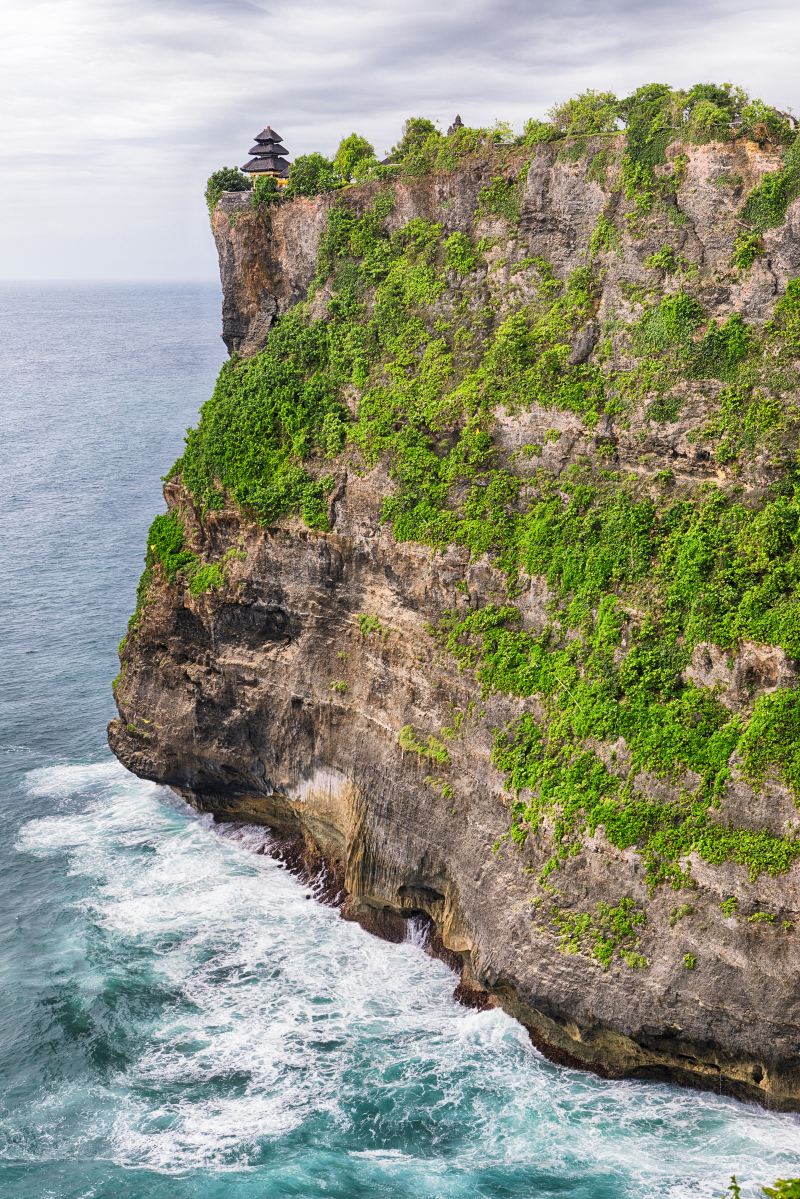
[110,126,800,1108]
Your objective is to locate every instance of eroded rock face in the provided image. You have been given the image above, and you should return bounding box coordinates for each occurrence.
[112,140,800,1109]
[110,468,800,1107]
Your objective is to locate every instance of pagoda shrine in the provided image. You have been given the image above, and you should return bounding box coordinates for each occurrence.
[242,126,291,184]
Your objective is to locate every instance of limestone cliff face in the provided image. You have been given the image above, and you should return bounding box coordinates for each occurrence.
[111,139,800,1109]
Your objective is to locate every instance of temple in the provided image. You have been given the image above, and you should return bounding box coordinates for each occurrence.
[242,126,291,184]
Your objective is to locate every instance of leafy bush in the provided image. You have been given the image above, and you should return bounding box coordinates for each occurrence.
[741,134,800,231]
[477,174,524,222]
[645,246,678,272]
[552,897,645,968]
[251,173,282,208]
[390,117,440,162]
[398,724,451,765]
[636,293,705,352]
[357,613,384,636]
[685,98,731,143]
[548,89,619,136]
[520,117,563,146]
[334,132,376,181]
[188,562,225,594]
[444,232,479,275]
[175,307,346,528]
[732,230,764,269]
[740,100,796,146]
[205,167,251,213]
[763,1180,800,1198]
[739,689,800,795]
[286,153,339,198]
[589,215,619,258]
[770,278,800,348]
[147,511,197,581]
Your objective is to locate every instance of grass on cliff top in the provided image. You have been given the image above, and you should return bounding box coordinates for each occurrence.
[146,126,800,902]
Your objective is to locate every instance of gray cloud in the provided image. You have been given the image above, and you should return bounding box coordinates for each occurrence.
[0,0,798,279]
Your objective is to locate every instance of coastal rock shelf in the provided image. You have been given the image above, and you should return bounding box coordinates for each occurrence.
[111,124,800,1109]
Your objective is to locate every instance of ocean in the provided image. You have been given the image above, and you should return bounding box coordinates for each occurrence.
[0,281,797,1198]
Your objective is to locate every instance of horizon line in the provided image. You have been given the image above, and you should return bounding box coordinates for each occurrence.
[0,276,221,286]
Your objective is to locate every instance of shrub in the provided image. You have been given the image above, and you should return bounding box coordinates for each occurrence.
[636,293,705,352]
[683,953,697,969]
[738,689,800,795]
[477,174,523,222]
[692,314,752,379]
[176,308,347,529]
[552,897,646,969]
[334,133,376,181]
[444,231,479,275]
[391,117,440,161]
[286,153,339,198]
[188,562,225,594]
[740,100,796,146]
[741,134,800,231]
[147,511,197,582]
[205,167,251,213]
[732,230,764,269]
[357,613,384,636]
[548,89,619,136]
[398,724,451,765]
[763,1181,800,1198]
[770,278,800,348]
[684,98,731,143]
[520,118,562,146]
[589,215,619,258]
[251,174,282,209]
[645,246,678,272]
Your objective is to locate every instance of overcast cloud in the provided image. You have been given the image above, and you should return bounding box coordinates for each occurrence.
[1,0,798,280]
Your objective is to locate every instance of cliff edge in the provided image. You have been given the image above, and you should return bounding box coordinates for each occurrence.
[111,125,800,1108]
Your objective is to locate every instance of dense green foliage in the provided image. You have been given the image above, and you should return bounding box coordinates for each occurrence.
[205,166,251,213]
[334,133,378,182]
[729,1181,800,1199]
[762,1182,800,1198]
[398,724,451,765]
[740,135,800,232]
[285,153,339,198]
[129,510,227,628]
[166,85,800,929]
[251,174,282,208]
[175,311,343,528]
[550,897,646,968]
[384,116,515,177]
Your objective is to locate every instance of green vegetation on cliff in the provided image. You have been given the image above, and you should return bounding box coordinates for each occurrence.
[148,84,800,954]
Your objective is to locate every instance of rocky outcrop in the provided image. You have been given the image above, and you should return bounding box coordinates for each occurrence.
[111,137,800,1109]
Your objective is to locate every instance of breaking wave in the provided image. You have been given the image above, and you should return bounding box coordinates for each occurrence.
[4,758,799,1197]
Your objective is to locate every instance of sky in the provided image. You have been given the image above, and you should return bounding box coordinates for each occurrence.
[1,0,798,281]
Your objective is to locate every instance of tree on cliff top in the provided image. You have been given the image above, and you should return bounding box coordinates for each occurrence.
[547,89,620,135]
[204,167,251,213]
[285,153,340,198]
[334,133,377,182]
[391,117,440,162]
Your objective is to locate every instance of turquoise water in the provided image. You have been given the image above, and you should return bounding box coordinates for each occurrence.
[0,283,798,1198]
